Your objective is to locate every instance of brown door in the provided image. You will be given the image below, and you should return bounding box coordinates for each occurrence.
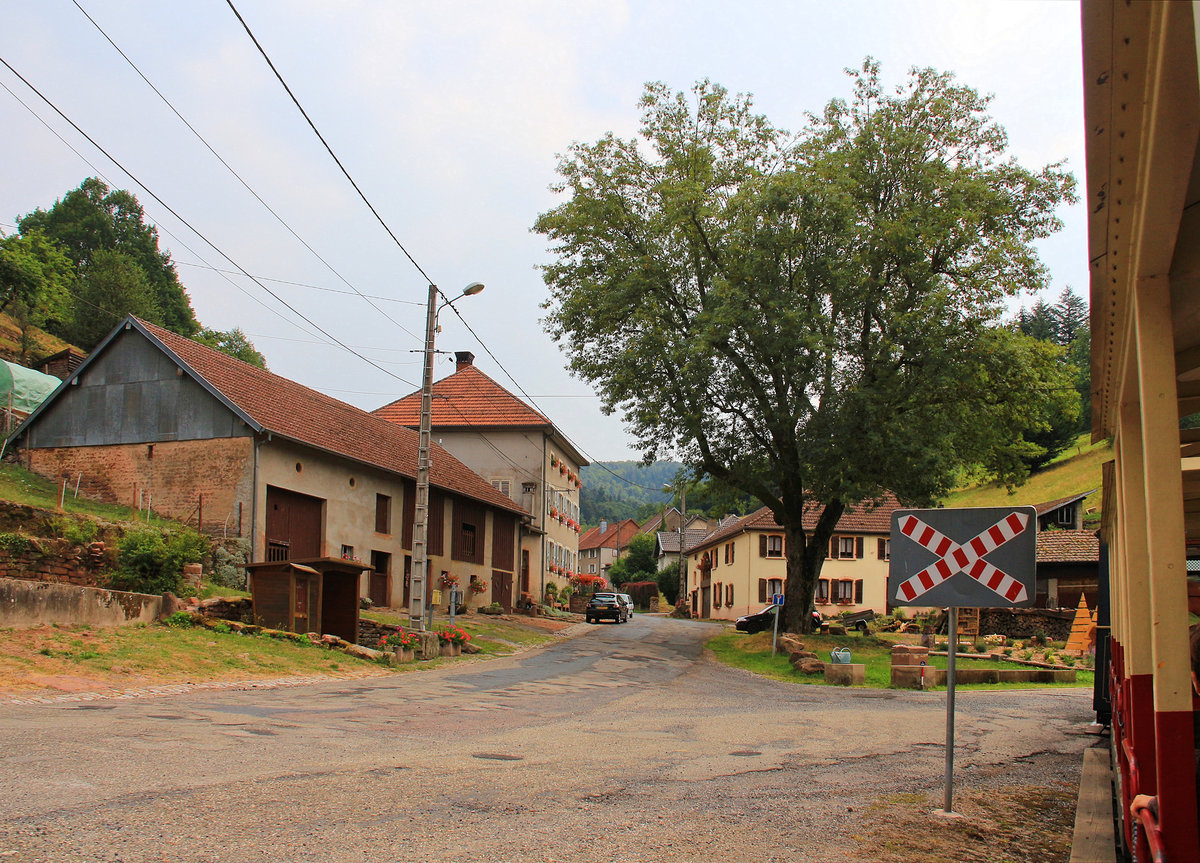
[520,549,530,595]
[492,570,513,612]
[294,575,310,632]
[265,486,324,559]
[370,550,390,607]
[402,555,412,607]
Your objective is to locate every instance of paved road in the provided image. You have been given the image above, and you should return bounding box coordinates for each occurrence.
[0,615,1094,862]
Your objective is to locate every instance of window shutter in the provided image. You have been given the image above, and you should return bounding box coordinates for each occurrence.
[855,579,864,604]
[877,538,886,559]
[727,584,734,606]
[759,535,768,557]
[758,578,767,602]
[856,537,864,559]
[829,537,837,559]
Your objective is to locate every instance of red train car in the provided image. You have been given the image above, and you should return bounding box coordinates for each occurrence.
[1082,3,1200,859]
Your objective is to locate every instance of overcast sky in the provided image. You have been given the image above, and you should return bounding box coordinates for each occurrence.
[1,1,1087,462]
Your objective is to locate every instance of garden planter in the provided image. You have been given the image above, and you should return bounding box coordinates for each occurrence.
[394,648,414,663]
[439,642,461,657]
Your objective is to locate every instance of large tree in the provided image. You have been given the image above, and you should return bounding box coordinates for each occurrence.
[0,230,73,361]
[535,62,1077,632]
[18,178,198,345]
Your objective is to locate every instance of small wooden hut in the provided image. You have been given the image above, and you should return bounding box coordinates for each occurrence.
[245,557,367,643]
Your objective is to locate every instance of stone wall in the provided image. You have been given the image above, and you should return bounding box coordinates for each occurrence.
[25,437,254,537]
[0,537,109,587]
[0,576,161,628]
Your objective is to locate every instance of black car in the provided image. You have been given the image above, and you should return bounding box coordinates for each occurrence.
[735,605,777,634]
[585,592,628,624]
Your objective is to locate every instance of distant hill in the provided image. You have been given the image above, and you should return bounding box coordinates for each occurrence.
[580,461,682,528]
[940,434,1110,526]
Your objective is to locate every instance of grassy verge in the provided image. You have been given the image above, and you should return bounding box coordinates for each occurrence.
[360,610,559,656]
[707,629,1093,690]
[0,461,179,524]
[0,620,386,693]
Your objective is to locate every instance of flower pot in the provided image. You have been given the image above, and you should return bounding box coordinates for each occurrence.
[439,642,461,657]
[394,648,414,663]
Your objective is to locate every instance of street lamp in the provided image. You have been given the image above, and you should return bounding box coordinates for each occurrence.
[409,281,485,631]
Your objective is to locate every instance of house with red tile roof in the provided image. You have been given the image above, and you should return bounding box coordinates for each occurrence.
[683,496,904,620]
[578,517,642,580]
[12,317,527,613]
[1035,529,1100,610]
[372,351,586,600]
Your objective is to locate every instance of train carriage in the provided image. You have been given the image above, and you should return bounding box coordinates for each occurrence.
[1082,2,1200,859]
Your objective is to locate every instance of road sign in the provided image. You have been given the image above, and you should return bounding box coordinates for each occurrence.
[772,593,785,606]
[888,506,1036,608]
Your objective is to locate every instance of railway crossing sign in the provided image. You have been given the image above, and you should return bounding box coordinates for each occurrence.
[887,506,1037,608]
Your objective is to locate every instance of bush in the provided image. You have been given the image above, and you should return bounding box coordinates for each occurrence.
[107,525,209,595]
[656,564,681,606]
[0,532,31,554]
[624,580,658,609]
[164,610,194,627]
[544,582,559,602]
[208,538,249,590]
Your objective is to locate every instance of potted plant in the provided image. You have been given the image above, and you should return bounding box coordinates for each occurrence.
[469,579,488,596]
[437,624,471,657]
[438,572,459,591]
[378,629,420,662]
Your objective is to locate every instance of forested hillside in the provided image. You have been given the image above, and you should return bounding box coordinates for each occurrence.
[579,461,680,527]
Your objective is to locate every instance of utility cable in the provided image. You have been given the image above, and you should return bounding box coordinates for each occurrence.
[71,0,421,344]
[0,54,418,388]
[224,0,434,286]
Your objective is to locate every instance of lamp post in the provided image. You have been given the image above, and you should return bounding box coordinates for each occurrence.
[409,281,484,631]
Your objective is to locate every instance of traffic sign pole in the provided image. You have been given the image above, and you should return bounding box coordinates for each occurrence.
[771,594,783,656]
[944,606,958,814]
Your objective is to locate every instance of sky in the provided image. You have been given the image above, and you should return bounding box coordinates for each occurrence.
[0,0,1087,462]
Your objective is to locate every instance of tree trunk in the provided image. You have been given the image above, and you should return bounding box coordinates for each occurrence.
[781,499,844,633]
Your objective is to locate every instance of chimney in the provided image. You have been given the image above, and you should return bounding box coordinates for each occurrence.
[599,520,608,535]
[455,351,475,370]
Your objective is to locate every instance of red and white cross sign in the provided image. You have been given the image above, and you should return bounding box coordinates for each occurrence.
[894,510,1030,603]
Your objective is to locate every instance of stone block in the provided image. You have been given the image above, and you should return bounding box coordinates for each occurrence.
[890,644,930,666]
[793,657,825,675]
[891,664,944,688]
[824,663,864,685]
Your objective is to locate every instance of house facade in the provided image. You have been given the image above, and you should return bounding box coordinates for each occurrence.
[372,351,585,601]
[12,317,527,612]
[684,497,901,620]
[578,518,640,580]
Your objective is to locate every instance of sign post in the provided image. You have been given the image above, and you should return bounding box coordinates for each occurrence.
[888,506,1036,817]
[770,593,785,656]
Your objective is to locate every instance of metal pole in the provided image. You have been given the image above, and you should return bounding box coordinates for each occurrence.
[678,487,687,611]
[409,283,438,631]
[944,606,958,813]
[771,598,781,657]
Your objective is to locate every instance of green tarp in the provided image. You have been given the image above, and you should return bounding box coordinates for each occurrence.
[0,361,61,415]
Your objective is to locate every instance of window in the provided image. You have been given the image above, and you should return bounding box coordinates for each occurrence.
[760,534,784,558]
[725,583,734,606]
[460,524,476,559]
[768,578,783,598]
[839,536,856,559]
[724,542,735,565]
[816,579,830,604]
[341,544,355,559]
[835,579,854,604]
[1056,505,1075,525]
[375,494,391,534]
[877,538,890,560]
[491,479,511,497]
[714,582,723,608]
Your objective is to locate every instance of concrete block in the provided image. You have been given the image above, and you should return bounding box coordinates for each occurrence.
[824,663,865,685]
[891,664,944,688]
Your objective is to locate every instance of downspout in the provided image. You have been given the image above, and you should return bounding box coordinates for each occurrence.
[540,433,547,604]
[251,434,261,561]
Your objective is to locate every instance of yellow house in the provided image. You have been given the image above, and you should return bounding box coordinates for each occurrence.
[684,497,902,620]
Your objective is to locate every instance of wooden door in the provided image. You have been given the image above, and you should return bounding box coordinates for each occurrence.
[492,569,513,612]
[265,486,324,560]
[370,550,390,608]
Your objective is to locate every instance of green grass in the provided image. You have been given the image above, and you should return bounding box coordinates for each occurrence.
[0,620,381,691]
[707,629,1093,690]
[941,433,1110,524]
[0,461,180,525]
[360,610,556,656]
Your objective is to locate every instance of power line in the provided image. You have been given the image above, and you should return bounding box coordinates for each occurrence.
[174,261,423,306]
[225,0,433,286]
[0,75,341,351]
[0,54,418,389]
[70,0,422,345]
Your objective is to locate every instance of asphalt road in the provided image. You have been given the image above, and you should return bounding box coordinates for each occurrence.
[0,614,1095,862]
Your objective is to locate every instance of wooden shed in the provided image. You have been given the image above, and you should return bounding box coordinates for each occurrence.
[245,557,366,643]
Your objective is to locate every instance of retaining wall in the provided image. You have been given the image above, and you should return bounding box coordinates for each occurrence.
[0,576,161,628]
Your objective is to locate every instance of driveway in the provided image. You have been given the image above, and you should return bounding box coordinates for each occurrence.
[0,614,1094,862]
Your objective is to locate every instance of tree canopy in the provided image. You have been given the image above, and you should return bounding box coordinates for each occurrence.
[18,177,198,347]
[535,62,1077,631]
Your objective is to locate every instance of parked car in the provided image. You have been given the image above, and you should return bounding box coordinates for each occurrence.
[586,592,628,624]
[735,605,777,634]
[616,593,634,619]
